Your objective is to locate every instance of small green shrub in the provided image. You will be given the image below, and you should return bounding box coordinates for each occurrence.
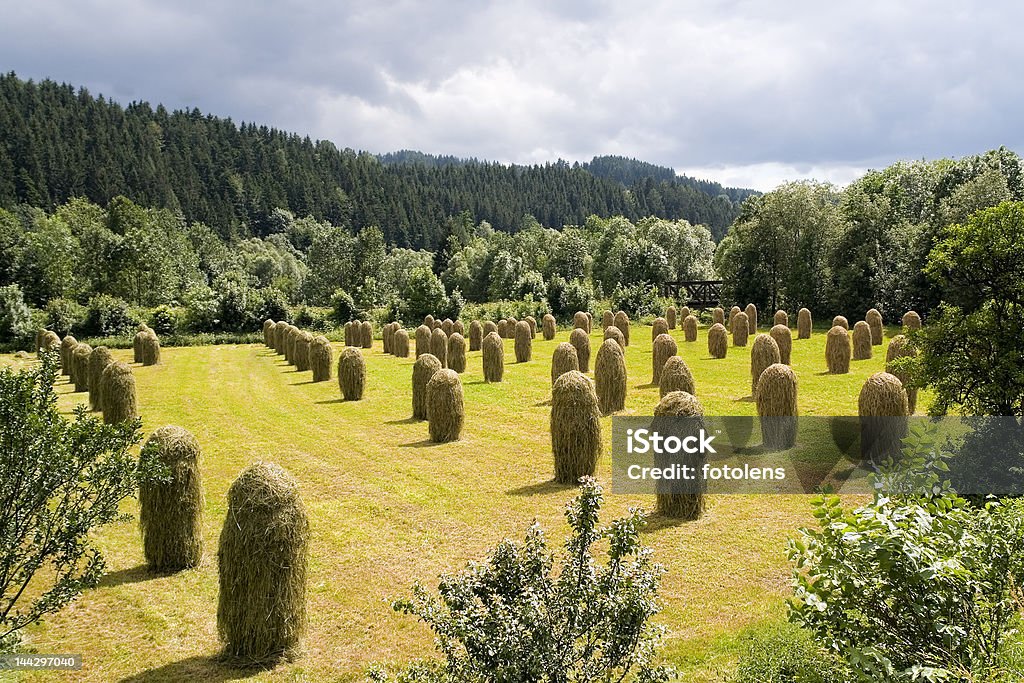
[148,305,178,336]
[83,294,136,337]
[331,288,364,324]
[44,298,85,337]
[611,282,663,318]
[0,284,33,346]
[733,622,851,683]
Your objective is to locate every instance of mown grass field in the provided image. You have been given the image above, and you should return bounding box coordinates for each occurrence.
[3,320,923,682]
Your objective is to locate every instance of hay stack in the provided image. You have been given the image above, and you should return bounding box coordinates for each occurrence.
[441,319,454,337]
[415,324,432,357]
[514,320,532,362]
[797,308,812,339]
[542,314,556,340]
[602,310,614,329]
[885,334,918,414]
[756,364,798,450]
[902,310,922,331]
[729,306,741,328]
[483,320,498,338]
[217,462,308,663]
[603,325,625,350]
[825,326,851,374]
[133,331,147,363]
[551,342,580,384]
[832,315,849,330]
[683,315,698,342]
[573,311,591,333]
[550,371,602,484]
[426,369,464,443]
[713,307,725,325]
[72,344,92,392]
[769,324,792,365]
[469,320,483,351]
[745,304,758,333]
[659,356,695,398]
[393,328,410,358]
[651,317,668,341]
[294,331,313,372]
[337,347,366,401]
[750,334,781,396]
[263,319,275,347]
[866,308,883,345]
[614,311,630,346]
[100,361,138,425]
[309,336,332,382]
[60,335,77,375]
[448,333,467,373]
[497,319,509,338]
[507,316,518,335]
[852,321,873,360]
[286,325,301,365]
[139,425,204,571]
[708,323,728,359]
[568,328,591,373]
[680,306,691,320]
[731,312,749,346]
[271,321,286,353]
[359,321,373,349]
[482,332,504,383]
[859,372,909,462]
[424,314,435,329]
[382,322,394,355]
[141,331,161,366]
[453,320,465,336]
[666,306,677,330]
[430,328,448,368]
[594,339,626,415]
[774,310,788,327]
[524,316,536,337]
[652,333,677,384]
[652,391,706,520]
[39,330,60,358]
[88,346,115,412]
[343,321,353,347]
[412,354,443,419]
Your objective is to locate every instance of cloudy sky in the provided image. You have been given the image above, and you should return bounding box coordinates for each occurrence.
[2,1,1022,190]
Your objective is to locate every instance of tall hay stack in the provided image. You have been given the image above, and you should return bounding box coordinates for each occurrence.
[902,310,922,331]
[594,339,626,415]
[713,307,725,326]
[852,321,873,360]
[263,319,275,347]
[360,321,373,349]
[412,354,443,419]
[448,333,467,373]
[680,306,691,320]
[337,347,366,401]
[797,308,812,339]
[217,462,308,664]
[729,306,741,328]
[482,332,504,383]
[885,334,918,414]
[859,372,909,462]
[613,311,630,346]
[708,323,728,359]
[651,317,668,341]
[551,342,580,384]
[72,344,92,392]
[453,320,465,336]
[38,331,60,364]
[832,315,849,330]
[424,314,435,329]
[523,316,536,337]
[343,321,355,347]
[309,336,332,382]
[294,331,312,372]
[514,320,532,362]
[426,369,464,443]
[100,362,138,425]
[441,319,454,337]
[866,308,883,345]
[497,319,509,338]
[133,330,146,362]
[272,321,286,353]
[825,325,851,374]
[659,356,695,398]
[603,325,625,350]
[750,333,781,396]
[541,314,556,340]
[139,425,204,571]
[286,325,301,365]
[745,304,758,333]
[382,322,394,354]
[769,324,792,365]
[756,364,798,450]
[652,333,677,384]
[683,315,698,342]
[602,310,614,329]
[140,330,161,366]
[393,328,410,358]
[573,311,591,333]
[60,335,77,375]
[666,306,677,330]
[415,325,432,357]
[88,346,115,412]
[568,328,591,373]
[652,391,706,520]
[774,310,788,327]
[507,316,519,335]
[469,320,483,351]
[430,328,448,368]
[550,371,602,484]
[483,320,498,338]
[731,312,749,347]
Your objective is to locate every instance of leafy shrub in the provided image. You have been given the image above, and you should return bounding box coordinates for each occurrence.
[399,268,448,324]
[148,305,178,336]
[733,622,851,683]
[548,276,594,319]
[83,294,136,337]
[461,296,552,323]
[255,287,291,324]
[611,283,663,318]
[517,270,547,301]
[331,289,364,323]
[294,306,333,331]
[181,284,219,333]
[0,284,34,346]
[45,298,85,337]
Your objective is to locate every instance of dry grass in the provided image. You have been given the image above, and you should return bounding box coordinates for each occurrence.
[89,346,115,412]
[469,320,483,351]
[573,311,591,333]
[902,310,922,330]
[569,328,591,373]
[666,306,677,330]
[594,338,626,415]
[797,308,812,339]
[652,317,669,341]
[430,328,448,368]
[683,315,698,343]
[885,334,919,414]
[550,370,601,484]
[866,309,883,346]
[514,320,532,363]
[71,343,92,392]
[756,364,798,450]
[750,334,781,396]
[447,332,467,374]
[744,304,757,333]
[712,307,725,325]
[858,371,909,462]
[542,314,556,341]
[852,321,872,360]
[652,391,706,520]
[614,311,630,346]
[338,347,366,401]
[415,325,431,358]
[602,310,614,329]
[659,356,695,398]
[652,333,677,384]
[708,323,728,359]
[831,315,849,330]
[139,425,204,572]
[426,369,464,443]
[412,353,442,420]
[100,361,138,425]
[483,320,498,338]
[603,325,626,350]
[731,312,749,347]
[551,342,580,385]
[825,326,851,374]
[482,331,504,382]
[393,328,410,358]
[294,331,312,373]
[309,336,332,382]
[769,324,792,365]
[773,310,788,327]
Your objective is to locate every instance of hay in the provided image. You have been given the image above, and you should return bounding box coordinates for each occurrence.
[745,304,758,333]
[285,325,300,365]
[603,325,625,350]
[750,333,781,396]
[217,461,308,664]
[100,361,138,425]
[337,347,366,401]
[482,332,504,383]
[666,306,677,330]
[88,346,115,412]
[885,334,919,414]
[866,308,883,345]
[729,306,741,328]
[594,339,626,415]
[133,331,146,363]
[497,319,509,338]
[683,315,698,342]
[447,333,467,373]
[708,323,728,359]
[141,331,161,366]
[902,310,922,330]
[139,425,204,571]
[453,320,465,336]
[424,314,435,329]
[652,333,677,384]
[601,310,614,329]
[507,316,518,336]
[551,342,580,384]
[483,320,498,338]
[433,319,443,330]
[769,324,792,365]
[426,369,464,443]
[393,328,410,358]
[550,370,602,483]
[731,312,749,347]
[60,335,77,375]
[713,307,725,325]
[825,325,851,374]
[651,317,668,342]
[271,322,285,353]
[343,321,354,347]
[382,322,393,355]
[542,314,556,340]
[412,353,442,419]
[651,391,706,519]
[797,308,812,339]
[469,320,483,351]
[359,321,373,349]
[680,306,691,320]
[659,356,695,398]
[441,319,454,337]
[569,328,591,373]
[859,372,909,463]
[72,343,92,392]
[832,315,849,330]
[294,331,312,372]
[573,311,590,333]
[263,319,275,347]
[614,311,630,346]
[524,316,536,337]
[756,363,798,450]
[415,325,432,357]
[430,327,449,368]
[309,336,332,382]
[514,320,532,362]
[773,310,788,327]
[852,321,873,360]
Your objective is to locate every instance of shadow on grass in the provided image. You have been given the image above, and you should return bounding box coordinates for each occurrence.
[533,398,551,407]
[98,565,162,588]
[733,395,755,403]
[507,479,575,496]
[641,514,697,533]
[633,383,658,390]
[313,398,347,405]
[385,416,420,425]
[399,438,443,448]
[118,654,255,683]
[289,379,316,386]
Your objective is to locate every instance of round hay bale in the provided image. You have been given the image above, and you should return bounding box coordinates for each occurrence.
[832,315,849,330]
[769,324,792,365]
[415,324,432,357]
[683,315,698,342]
[497,319,509,338]
[139,425,204,571]
[430,327,448,368]
[382,322,394,355]
[666,306,677,330]
[72,343,92,392]
[551,342,580,384]
[263,319,275,347]
[217,462,308,663]
[100,361,138,425]
[483,320,498,338]
[652,333,677,384]
[541,314,556,340]
[482,332,504,383]
[141,331,161,366]
[825,325,851,374]
[659,356,695,398]
[652,391,706,520]
[852,321,873,360]
[708,323,728,359]
[337,347,366,401]
[866,308,883,345]
[712,307,725,325]
[426,369,464,443]
[60,335,77,375]
[524,316,536,337]
[359,321,373,349]
[447,333,467,373]
[729,306,741,328]
[573,311,590,333]
[550,370,602,484]
[613,311,630,346]
[294,331,313,372]
[859,372,909,462]
[731,312,749,347]
[756,364,798,450]
[745,303,758,333]
[651,317,668,342]
[468,320,483,351]
[568,328,591,373]
[601,310,614,329]
[423,314,435,329]
[88,346,115,412]
[902,310,922,331]
[885,334,919,414]
[309,336,332,382]
[412,353,442,419]
[441,318,454,337]
[603,325,625,350]
[750,334,781,396]
[594,339,626,415]
[773,310,788,327]
[393,328,410,358]
[514,320,532,363]
[797,308,812,339]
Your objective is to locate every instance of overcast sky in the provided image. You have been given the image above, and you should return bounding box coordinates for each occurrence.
[2,1,1022,191]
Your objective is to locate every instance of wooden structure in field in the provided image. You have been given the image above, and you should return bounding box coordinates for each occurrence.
[662,280,723,308]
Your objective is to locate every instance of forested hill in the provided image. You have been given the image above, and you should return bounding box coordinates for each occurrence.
[0,73,751,246]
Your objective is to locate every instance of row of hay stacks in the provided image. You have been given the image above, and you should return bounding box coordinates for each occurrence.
[264,320,333,382]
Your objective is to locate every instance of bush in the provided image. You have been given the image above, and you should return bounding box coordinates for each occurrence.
[611,282,663,318]
[255,287,290,324]
[733,622,851,683]
[0,284,33,346]
[181,284,219,332]
[45,298,85,337]
[148,305,178,336]
[293,305,332,331]
[82,294,137,338]
[331,288,363,324]
[400,268,448,324]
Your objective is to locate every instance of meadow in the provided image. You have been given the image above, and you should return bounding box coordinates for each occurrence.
[3,318,920,681]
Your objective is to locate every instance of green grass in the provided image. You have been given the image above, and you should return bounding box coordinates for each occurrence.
[3,322,923,681]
